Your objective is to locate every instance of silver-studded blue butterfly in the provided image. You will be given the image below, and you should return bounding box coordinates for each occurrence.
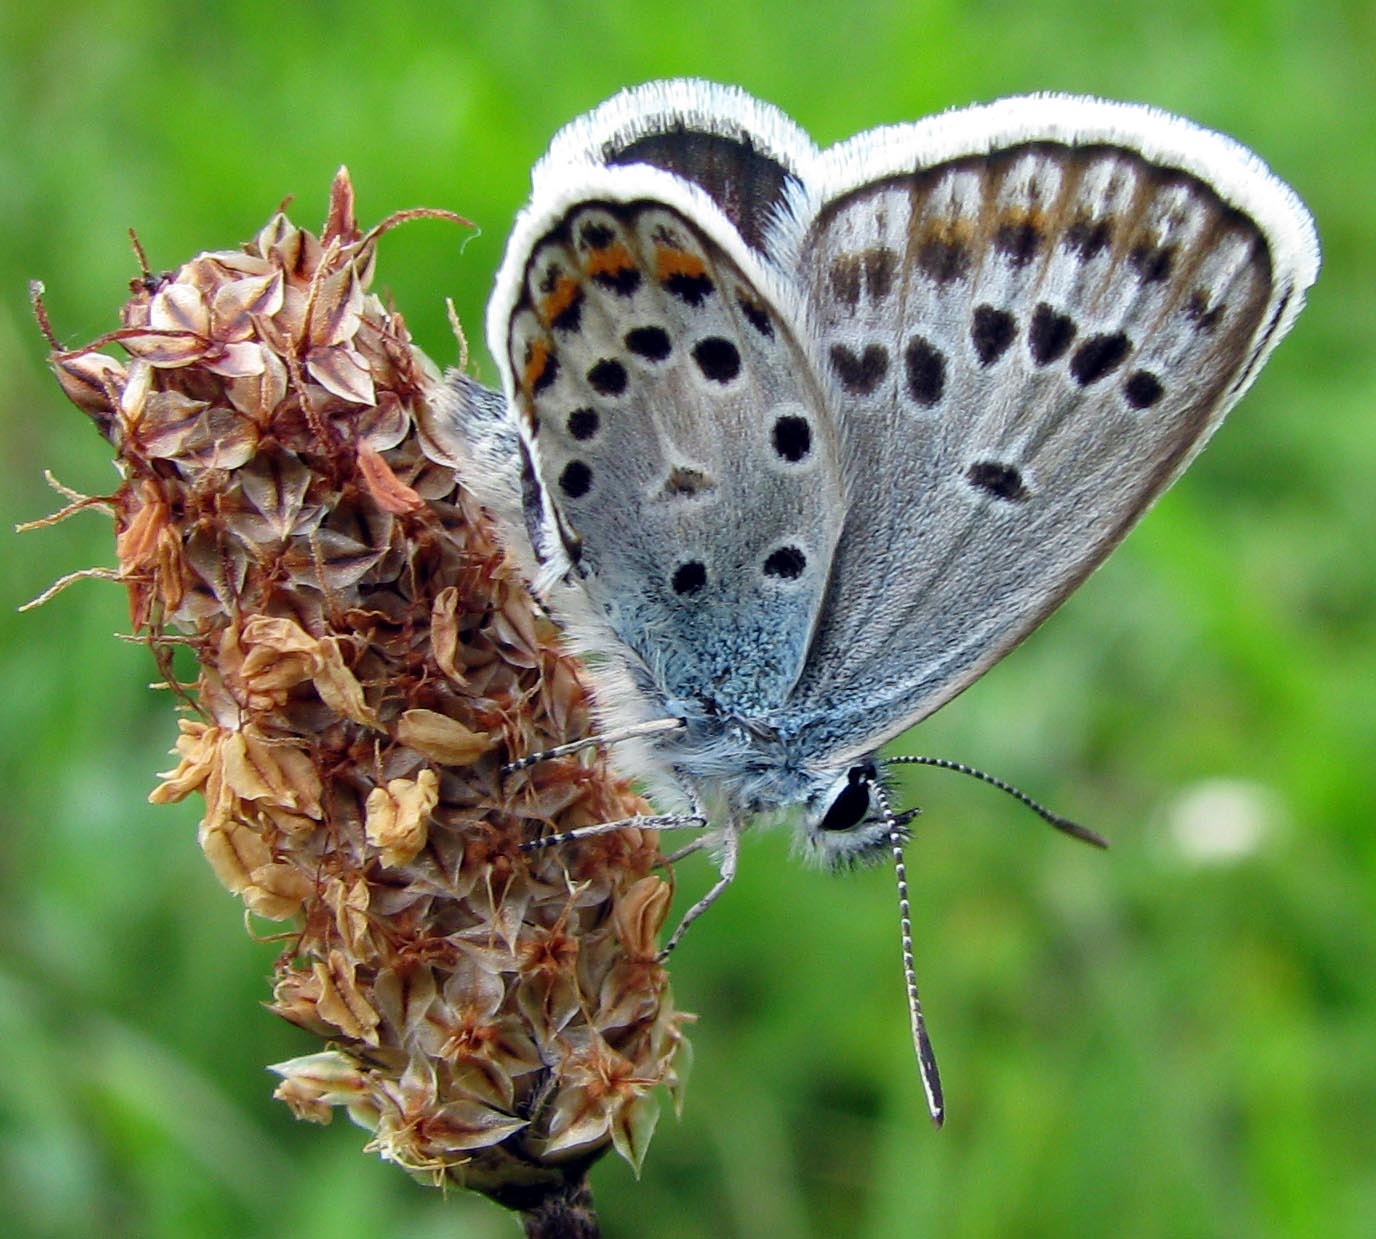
[433,80,1319,1123]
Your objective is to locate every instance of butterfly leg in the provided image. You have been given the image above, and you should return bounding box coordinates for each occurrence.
[521,813,707,853]
[502,716,686,774]
[658,817,741,959]
[661,836,709,864]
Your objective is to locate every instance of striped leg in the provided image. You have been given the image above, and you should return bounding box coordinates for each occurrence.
[502,716,685,774]
[657,817,740,960]
[520,813,707,853]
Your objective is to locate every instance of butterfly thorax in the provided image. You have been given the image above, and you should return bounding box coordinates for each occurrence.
[632,698,892,867]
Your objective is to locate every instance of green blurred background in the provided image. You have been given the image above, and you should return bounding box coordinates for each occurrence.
[2,2,1372,1236]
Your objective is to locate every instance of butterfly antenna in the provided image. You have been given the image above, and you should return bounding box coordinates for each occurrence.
[872,779,945,1127]
[884,756,1108,849]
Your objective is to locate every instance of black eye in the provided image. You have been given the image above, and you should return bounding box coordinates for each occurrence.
[819,763,876,831]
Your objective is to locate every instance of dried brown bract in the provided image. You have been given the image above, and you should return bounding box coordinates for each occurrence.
[39,169,688,1212]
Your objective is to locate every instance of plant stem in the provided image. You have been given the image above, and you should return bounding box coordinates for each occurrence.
[520,1174,601,1239]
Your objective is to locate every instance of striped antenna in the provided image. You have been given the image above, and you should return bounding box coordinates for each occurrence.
[872,779,945,1127]
[883,755,1108,849]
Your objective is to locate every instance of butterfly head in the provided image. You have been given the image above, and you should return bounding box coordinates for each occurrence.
[800,759,914,870]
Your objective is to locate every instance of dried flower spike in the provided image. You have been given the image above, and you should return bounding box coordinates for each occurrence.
[40,168,689,1225]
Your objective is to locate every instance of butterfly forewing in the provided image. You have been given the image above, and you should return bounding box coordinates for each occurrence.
[504,195,843,712]
[787,138,1294,757]
[533,77,814,255]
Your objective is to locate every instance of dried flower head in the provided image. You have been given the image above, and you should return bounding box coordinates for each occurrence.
[39,168,689,1213]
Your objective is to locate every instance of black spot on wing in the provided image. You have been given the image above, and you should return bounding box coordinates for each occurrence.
[1029,304,1076,366]
[532,350,559,395]
[738,295,774,338]
[578,221,614,250]
[672,560,707,595]
[1130,241,1176,284]
[971,306,1016,366]
[593,265,642,296]
[830,247,900,306]
[1064,216,1112,260]
[763,545,807,579]
[771,415,811,462]
[550,289,584,334]
[864,247,897,300]
[905,337,946,407]
[559,460,591,499]
[1124,371,1164,409]
[966,461,1030,502]
[692,337,741,383]
[1185,288,1225,333]
[995,220,1042,267]
[830,343,889,395]
[587,358,628,396]
[830,255,862,308]
[916,236,971,283]
[1070,333,1130,386]
[664,270,714,306]
[625,325,672,361]
[566,408,599,440]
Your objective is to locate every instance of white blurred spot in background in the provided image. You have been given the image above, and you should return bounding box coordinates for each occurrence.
[1164,778,1284,865]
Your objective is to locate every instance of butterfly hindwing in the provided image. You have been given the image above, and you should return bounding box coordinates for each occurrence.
[776,99,1318,759]
[498,182,844,714]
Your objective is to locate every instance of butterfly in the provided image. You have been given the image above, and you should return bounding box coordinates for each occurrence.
[433,80,1319,1123]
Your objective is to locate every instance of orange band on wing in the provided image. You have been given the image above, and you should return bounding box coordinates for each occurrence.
[655,247,708,282]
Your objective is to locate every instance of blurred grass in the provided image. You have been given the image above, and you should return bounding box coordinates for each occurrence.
[2,1,1373,1236]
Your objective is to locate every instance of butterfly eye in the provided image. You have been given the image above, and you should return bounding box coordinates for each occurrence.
[818,762,877,831]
